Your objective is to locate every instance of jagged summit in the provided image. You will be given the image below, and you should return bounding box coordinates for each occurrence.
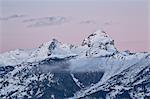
[81,30,117,56]
[82,30,112,46]
[82,30,115,49]
[37,38,62,56]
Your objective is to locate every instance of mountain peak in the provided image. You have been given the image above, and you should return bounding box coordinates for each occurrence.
[82,30,112,46]
[82,30,117,53]
[48,38,61,51]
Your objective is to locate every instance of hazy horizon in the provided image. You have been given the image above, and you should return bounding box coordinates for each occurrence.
[0,0,150,53]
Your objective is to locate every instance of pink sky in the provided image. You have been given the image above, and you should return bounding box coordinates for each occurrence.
[0,0,150,53]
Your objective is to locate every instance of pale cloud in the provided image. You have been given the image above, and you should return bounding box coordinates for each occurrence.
[0,14,26,21]
[100,21,116,27]
[23,16,69,28]
[80,20,96,24]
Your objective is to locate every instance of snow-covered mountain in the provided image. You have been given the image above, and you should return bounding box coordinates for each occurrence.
[0,30,150,99]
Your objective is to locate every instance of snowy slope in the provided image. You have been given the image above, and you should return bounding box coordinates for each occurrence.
[0,49,34,66]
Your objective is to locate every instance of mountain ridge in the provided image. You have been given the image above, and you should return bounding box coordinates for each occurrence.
[0,29,118,66]
[0,30,150,99]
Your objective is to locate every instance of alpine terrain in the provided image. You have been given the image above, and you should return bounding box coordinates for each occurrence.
[0,30,150,99]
